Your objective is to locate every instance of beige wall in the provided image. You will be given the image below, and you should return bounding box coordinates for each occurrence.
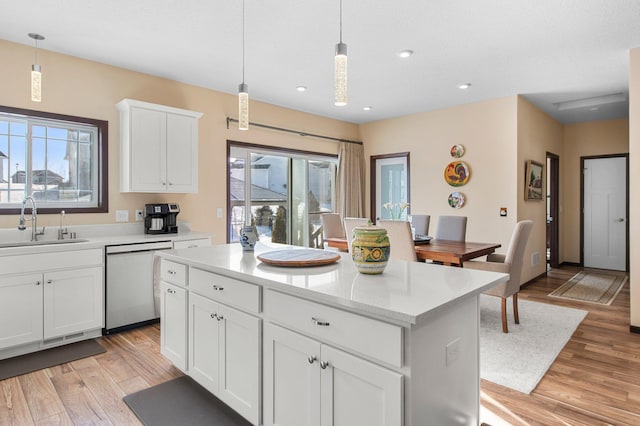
[0,39,359,243]
[516,97,564,282]
[630,47,640,328]
[561,119,629,263]
[360,97,519,264]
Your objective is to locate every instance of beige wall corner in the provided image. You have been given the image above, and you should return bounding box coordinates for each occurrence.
[516,96,564,282]
[630,47,640,328]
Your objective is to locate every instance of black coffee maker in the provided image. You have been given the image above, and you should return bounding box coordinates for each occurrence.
[144,203,180,234]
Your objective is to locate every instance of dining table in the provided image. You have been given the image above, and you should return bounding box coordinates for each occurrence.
[324,237,501,267]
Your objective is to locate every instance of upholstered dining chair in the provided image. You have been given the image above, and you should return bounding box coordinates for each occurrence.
[378,220,417,262]
[320,213,345,250]
[410,214,430,236]
[342,217,370,253]
[434,215,467,241]
[464,220,534,333]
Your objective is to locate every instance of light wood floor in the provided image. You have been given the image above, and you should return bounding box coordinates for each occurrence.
[1,266,638,425]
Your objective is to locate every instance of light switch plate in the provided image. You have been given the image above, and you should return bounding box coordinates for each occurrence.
[116,210,129,222]
[135,209,144,221]
[217,207,223,219]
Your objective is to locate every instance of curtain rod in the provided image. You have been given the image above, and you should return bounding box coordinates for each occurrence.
[226,117,362,145]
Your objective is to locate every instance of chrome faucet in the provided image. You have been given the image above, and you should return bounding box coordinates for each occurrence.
[18,196,45,241]
[58,210,69,240]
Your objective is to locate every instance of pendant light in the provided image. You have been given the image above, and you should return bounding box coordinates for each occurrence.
[28,33,45,103]
[238,0,249,130]
[334,0,347,106]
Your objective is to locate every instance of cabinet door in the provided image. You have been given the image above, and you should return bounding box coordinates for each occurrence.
[264,323,321,426]
[218,303,261,425]
[320,345,403,426]
[189,293,221,394]
[166,113,198,193]
[130,107,167,192]
[172,238,211,249]
[160,282,187,371]
[0,274,43,349]
[43,267,103,339]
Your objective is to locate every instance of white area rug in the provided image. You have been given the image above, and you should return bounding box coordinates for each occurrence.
[479,295,587,394]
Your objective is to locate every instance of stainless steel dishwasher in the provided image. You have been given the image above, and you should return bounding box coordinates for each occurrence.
[104,240,173,334]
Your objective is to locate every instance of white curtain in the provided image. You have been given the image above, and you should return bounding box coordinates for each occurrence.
[337,142,365,218]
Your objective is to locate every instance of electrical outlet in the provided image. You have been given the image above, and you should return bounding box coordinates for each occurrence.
[217,207,223,219]
[116,210,129,222]
[135,209,144,221]
[531,252,540,266]
[445,338,461,366]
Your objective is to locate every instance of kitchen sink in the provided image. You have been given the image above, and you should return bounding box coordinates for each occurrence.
[0,239,89,249]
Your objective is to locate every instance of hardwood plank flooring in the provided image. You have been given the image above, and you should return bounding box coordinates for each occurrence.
[0,266,638,425]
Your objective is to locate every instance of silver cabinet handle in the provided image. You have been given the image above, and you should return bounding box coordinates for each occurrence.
[168,182,173,186]
[167,288,176,294]
[188,245,197,248]
[312,317,330,326]
[47,279,52,284]
[212,285,224,291]
[308,356,316,364]
[36,280,41,286]
[211,313,217,320]
[167,270,177,275]
[320,361,330,369]
[216,314,224,321]
[617,218,625,222]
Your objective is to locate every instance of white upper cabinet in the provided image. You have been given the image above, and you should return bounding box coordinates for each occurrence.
[117,99,203,193]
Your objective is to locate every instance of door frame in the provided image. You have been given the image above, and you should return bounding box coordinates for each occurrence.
[546,152,560,268]
[580,153,629,270]
[370,152,410,224]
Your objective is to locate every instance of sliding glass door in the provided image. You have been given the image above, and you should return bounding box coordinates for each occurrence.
[228,143,336,248]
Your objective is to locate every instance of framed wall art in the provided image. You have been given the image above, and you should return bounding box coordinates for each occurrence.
[525,160,544,201]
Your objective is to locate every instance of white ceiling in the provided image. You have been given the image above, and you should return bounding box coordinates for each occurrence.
[2,0,640,124]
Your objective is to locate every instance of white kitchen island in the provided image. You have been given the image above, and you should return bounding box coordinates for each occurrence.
[155,243,508,426]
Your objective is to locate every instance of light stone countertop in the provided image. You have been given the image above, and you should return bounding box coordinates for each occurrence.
[158,242,509,326]
[0,222,211,256]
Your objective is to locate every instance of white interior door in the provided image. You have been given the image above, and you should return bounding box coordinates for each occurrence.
[584,157,627,271]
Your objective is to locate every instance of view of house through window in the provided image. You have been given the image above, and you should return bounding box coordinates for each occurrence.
[229,143,337,247]
[0,107,106,212]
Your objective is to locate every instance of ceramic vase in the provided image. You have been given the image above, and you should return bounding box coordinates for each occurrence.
[239,226,258,251]
[351,225,390,274]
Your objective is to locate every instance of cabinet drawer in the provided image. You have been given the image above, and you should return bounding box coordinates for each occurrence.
[173,238,211,249]
[264,290,402,367]
[189,268,260,314]
[160,260,187,286]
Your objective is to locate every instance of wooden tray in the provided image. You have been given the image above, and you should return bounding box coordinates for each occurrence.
[257,249,341,267]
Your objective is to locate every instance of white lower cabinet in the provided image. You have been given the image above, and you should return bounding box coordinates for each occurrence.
[0,274,43,348]
[264,323,403,426]
[160,282,187,371]
[189,292,260,425]
[43,267,103,339]
[1,266,103,351]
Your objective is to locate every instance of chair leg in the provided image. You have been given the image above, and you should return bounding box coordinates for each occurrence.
[501,298,508,333]
[513,293,520,325]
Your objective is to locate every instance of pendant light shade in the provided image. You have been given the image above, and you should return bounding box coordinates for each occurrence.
[334,0,347,106]
[238,0,249,130]
[238,83,249,131]
[28,33,44,103]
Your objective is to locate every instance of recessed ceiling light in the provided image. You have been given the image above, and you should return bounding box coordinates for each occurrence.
[296,85,307,92]
[397,50,413,58]
[458,83,472,89]
[363,106,373,111]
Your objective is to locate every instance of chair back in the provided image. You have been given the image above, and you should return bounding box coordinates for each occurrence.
[378,220,417,262]
[410,214,430,236]
[502,220,534,295]
[321,213,345,239]
[343,217,370,253]
[434,215,467,241]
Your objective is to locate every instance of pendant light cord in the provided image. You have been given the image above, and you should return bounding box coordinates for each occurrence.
[242,0,245,85]
[339,0,343,43]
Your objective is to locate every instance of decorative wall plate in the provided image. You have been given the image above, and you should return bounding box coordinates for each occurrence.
[444,161,470,186]
[448,192,466,208]
[450,144,465,158]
